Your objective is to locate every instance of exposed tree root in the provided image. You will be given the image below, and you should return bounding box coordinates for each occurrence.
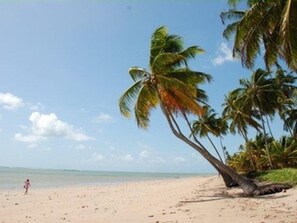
[252,184,293,196]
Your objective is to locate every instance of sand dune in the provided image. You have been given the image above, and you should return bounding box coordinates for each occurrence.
[1,176,296,223]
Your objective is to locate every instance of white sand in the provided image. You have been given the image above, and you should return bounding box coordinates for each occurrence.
[1,176,296,223]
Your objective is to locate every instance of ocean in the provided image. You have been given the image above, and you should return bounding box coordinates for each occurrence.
[0,166,212,190]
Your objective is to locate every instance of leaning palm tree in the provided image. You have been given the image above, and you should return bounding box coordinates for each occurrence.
[221,0,297,71]
[192,106,227,163]
[119,26,287,196]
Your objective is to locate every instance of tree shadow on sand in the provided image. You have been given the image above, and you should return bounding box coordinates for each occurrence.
[179,184,293,204]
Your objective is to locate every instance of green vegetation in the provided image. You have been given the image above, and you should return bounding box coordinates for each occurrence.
[251,169,297,186]
[227,135,297,173]
[221,0,297,174]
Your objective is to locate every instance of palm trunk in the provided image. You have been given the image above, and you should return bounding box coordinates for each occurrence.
[219,137,227,163]
[260,111,274,169]
[206,135,224,163]
[182,113,237,187]
[162,104,258,196]
[279,110,294,137]
[265,115,275,139]
[240,129,256,171]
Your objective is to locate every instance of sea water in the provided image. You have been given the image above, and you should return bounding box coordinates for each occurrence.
[0,166,212,190]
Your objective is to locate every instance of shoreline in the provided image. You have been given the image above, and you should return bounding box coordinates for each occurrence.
[1,176,296,223]
[0,166,214,190]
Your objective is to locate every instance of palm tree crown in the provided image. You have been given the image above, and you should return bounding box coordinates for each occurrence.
[221,0,297,71]
[119,26,211,128]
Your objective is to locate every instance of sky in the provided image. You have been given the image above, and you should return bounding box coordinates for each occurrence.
[0,0,270,173]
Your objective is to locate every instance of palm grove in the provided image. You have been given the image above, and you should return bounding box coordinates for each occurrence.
[119,0,297,196]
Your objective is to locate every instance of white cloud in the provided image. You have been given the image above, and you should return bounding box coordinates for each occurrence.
[92,152,105,162]
[212,43,237,66]
[0,92,24,110]
[15,112,92,144]
[148,157,166,164]
[42,147,52,151]
[139,150,150,159]
[28,144,38,148]
[93,112,115,124]
[29,102,45,111]
[75,144,87,150]
[29,112,91,141]
[14,133,46,143]
[173,156,186,163]
[122,154,134,162]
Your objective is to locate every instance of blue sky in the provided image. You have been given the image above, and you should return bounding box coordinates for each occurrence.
[0,0,269,173]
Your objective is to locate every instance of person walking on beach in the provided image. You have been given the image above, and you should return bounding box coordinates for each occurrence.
[24,179,31,195]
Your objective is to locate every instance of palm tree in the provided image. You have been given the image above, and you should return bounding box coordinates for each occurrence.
[283,108,297,138]
[227,133,278,171]
[221,0,297,72]
[237,69,282,168]
[270,136,297,168]
[274,67,297,101]
[119,26,209,128]
[222,90,262,139]
[227,147,251,172]
[274,67,297,136]
[192,106,227,163]
[119,26,263,196]
[222,90,262,170]
[249,133,273,170]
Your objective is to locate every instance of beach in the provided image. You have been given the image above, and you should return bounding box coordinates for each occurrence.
[1,176,296,223]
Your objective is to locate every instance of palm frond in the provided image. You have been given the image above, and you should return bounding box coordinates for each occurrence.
[134,84,159,128]
[150,26,168,66]
[223,0,297,71]
[157,75,197,96]
[163,34,183,53]
[160,87,204,116]
[234,3,266,68]
[151,53,185,74]
[180,46,204,61]
[196,88,208,104]
[223,22,239,39]
[228,0,241,8]
[129,67,150,81]
[119,80,143,117]
[280,0,297,71]
[156,74,204,116]
[220,10,245,24]
[167,69,212,85]
[263,31,280,69]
